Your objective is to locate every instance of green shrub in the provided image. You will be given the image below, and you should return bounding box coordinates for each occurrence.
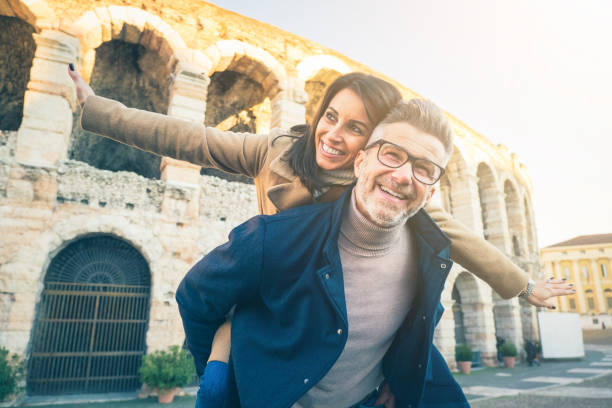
[0,347,24,401]
[500,341,517,357]
[455,344,473,362]
[139,346,194,391]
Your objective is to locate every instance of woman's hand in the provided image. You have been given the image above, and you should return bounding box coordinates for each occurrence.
[67,64,94,108]
[374,382,395,408]
[526,278,575,309]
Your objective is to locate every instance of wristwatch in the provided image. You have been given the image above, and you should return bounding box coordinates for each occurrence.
[518,278,535,299]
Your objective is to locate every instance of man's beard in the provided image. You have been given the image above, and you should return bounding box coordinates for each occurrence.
[355,172,426,228]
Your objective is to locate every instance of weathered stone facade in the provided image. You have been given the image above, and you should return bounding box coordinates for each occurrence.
[0,0,541,391]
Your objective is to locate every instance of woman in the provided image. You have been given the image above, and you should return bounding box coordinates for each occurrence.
[68,67,572,406]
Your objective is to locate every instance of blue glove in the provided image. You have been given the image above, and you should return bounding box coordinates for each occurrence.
[195,361,228,408]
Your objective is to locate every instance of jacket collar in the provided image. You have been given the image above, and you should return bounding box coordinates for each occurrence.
[323,189,452,259]
[409,209,452,257]
[266,140,314,211]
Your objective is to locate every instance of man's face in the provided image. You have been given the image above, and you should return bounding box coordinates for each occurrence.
[353,122,447,228]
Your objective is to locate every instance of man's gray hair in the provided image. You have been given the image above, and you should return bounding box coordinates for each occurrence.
[373,99,455,163]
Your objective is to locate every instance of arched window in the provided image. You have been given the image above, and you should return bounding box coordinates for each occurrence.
[28,235,151,395]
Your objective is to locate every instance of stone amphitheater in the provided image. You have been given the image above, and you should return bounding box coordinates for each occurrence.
[0,0,543,396]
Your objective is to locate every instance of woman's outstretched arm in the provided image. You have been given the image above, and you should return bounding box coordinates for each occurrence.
[68,65,270,178]
[425,203,574,308]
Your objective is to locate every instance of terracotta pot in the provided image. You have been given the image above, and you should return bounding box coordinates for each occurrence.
[502,356,516,368]
[158,388,178,404]
[458,361,472,374]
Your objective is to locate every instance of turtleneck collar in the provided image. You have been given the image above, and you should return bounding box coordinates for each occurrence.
[339,189,405,257]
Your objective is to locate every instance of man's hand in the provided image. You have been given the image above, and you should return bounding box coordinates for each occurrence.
[374,382,396,408]
[67,64,95,108]
[526,278,575,309]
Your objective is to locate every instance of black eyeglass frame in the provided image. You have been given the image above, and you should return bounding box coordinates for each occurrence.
[364,139,446,185]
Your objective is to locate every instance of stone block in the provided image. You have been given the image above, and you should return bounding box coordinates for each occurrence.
[67,11,101,51]
[15,128,67,167]
[21,91,72,136]
[203,45,221,74]
[108,5,128,39]
[26,59,76,111]
[94,6,113,43]
[6,178,34,202]
[33,172,57,202]
[0,1,16,17]
[169,89,206,110]
[191,50,213,74]
[167,104,204,123]
[160,158,201,185]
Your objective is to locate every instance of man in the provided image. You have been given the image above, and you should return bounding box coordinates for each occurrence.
[177,99,468,407]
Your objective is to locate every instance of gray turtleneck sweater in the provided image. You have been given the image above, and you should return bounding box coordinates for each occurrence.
[294,190,417,408]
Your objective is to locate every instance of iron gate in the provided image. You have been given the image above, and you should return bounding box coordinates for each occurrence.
[28,236,151,395]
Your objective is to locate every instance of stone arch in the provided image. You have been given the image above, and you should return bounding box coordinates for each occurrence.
[0,0,56,31]
[523,194,537,255]
[66,7,190,179]
[476,162,508,252]
[0,14,36,130]
[66,6,187,82]
[436,270,497,366]
[202,41,287,182]
[451,272,486,349]
[440,146,481,230]
[297,55,351,124]
[204,40,286,99]
[503,178,526,258]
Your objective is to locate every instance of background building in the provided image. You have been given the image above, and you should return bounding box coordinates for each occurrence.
[541,234,612,329]
[0,0,540,396]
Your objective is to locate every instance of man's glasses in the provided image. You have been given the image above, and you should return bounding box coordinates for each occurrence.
[365,139,445,185]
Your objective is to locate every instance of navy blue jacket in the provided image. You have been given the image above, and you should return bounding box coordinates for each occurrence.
[177,189,469,408]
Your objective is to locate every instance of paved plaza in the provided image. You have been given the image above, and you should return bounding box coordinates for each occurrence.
[460,334,612,408]
[19,331,612,407]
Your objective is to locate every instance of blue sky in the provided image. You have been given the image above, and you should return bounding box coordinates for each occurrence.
[209,0,611,248]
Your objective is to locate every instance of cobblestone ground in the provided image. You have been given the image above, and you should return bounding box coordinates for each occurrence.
[471,373,612,408]
[462,329,612,408]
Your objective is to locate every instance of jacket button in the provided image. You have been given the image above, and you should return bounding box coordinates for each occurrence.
[304,378,309,384]
[337,329,343,335]
[440,263,447,269]
[418,363,423,369]
[325,273,330,280]
[422,315,427,320]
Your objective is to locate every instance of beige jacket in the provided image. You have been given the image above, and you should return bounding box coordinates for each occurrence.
[81,95,529,298]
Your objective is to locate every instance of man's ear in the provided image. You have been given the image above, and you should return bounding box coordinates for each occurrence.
[424,185,437,204]
[354,150,366,178]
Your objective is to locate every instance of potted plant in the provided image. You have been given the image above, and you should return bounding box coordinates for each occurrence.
[139,345,194,404]
[500,341,517,368]
[0,347,25,404]
[455,344,473,374]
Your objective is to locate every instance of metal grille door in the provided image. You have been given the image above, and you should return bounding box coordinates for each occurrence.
[28,236,151,395]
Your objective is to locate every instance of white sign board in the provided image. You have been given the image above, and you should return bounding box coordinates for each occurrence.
[538,312,584,359]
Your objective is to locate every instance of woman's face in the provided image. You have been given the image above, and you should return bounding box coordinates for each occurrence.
[314,88,374,171]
